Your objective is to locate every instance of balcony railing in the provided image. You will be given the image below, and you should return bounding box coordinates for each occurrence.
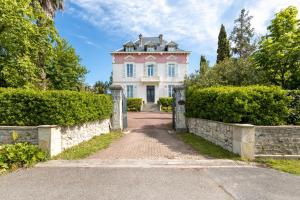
[140,76,160,82]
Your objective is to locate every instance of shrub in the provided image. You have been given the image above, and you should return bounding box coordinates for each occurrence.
[287,90,300,125]
[186,86,290,125]
[127,98,143,111]
[0,143,47,171]
[0,88,112,126]
[158,97,173,112]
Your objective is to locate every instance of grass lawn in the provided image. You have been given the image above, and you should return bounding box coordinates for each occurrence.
[256,158,300,175]
[177,133,240,160]
[53,132,123,160]
[179,133,300,175]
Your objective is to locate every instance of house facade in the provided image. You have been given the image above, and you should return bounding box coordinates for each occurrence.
[111,34,190,104]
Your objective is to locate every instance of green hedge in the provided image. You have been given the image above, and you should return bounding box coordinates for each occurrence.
[288,90,300,125]
[127,98,143,111]
[158,97,173,112]
[186,86,290,125]
[0,88,112,126]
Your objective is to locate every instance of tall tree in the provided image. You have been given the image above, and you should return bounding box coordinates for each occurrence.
[230,9,256,58]
[47,39,87,90]
[0,0,57,88]
[200,55,209,77]
[216,24,230,63]
[253,6,300,89]
[38,0,64,18]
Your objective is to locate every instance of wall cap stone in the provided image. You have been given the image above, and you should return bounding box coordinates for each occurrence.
[255,125,300,128]
[37,125,59,128]
[232,124,255,128]
[0,126,37,129]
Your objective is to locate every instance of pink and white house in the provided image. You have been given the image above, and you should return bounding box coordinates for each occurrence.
[111,34,190,104]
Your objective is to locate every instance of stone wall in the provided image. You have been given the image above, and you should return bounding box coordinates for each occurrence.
[61,119,110,150]
[187,118,233,151]
[255,126,300,155]
[0,119,111,157]
[0,126,38,145]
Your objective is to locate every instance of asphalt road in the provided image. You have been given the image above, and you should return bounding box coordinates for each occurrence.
[0,166,299,200]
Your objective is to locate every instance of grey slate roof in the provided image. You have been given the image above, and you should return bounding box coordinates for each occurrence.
[113,35,188,53]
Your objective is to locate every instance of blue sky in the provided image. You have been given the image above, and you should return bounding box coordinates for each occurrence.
[54,0,300,85]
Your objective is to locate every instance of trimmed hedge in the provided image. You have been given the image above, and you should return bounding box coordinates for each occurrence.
[127,98,143,111]
[186,86,290,125]
[288,90,300,125]
[158,97,173,112]
[0,88,112,126]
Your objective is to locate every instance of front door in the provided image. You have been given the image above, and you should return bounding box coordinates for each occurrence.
[146,86,155,103]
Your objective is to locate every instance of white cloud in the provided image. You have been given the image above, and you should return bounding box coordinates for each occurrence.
[66,0,300,61]
[247,0,300,34]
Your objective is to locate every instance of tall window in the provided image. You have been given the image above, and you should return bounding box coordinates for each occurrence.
[147,64,154,77]
[168,85,174,97]
[168,64,175,77]
[127,85,133,98]
[127,64,133,77]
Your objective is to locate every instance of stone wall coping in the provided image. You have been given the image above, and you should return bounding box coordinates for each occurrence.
[37,125,59,128]
[233,124,255,128]
[109,85,123,90]
[255,125,300,128]
[0,126,38,129]
[188,117,254,127]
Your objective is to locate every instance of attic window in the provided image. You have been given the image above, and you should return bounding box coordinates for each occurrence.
[147,46,155,52]
[126,47,134,52]
[168,46,176,52]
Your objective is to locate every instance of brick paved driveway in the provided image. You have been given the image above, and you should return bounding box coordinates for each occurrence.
[88,112,206,160]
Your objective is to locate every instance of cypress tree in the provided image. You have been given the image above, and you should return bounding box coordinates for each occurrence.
[216,24,230,63]
[200,55,209,77]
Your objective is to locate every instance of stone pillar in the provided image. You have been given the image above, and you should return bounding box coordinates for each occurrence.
[232,124,255,160]
[109,85,123,130]
[173,85,187,132]
[37,125,61,157]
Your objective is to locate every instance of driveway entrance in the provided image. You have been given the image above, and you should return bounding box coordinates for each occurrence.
[88,112,206,160]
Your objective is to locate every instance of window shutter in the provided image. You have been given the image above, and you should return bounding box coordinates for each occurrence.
[133,64,136,78]
[133,85,137,98]
[175,64,178,77]
[163,85,166,97]
[166,64,168,78]
[123,64,126,78]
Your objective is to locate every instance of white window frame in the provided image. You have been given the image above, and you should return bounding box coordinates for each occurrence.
[147,64,154,77]
[127,85,133,98]
[168,85,174,97]
[168,47,176,52]
[168,63,176,77]
[126,47,134,52]
[126,63,134,77]
[147,46,155,52]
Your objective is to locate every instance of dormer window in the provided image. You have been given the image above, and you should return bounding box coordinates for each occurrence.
[147,46,155,52]
[168,47,176,52]
[126,47,134,52]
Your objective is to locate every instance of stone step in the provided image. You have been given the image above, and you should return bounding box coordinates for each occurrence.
[36,159,257,169]
[142,103,159,112]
